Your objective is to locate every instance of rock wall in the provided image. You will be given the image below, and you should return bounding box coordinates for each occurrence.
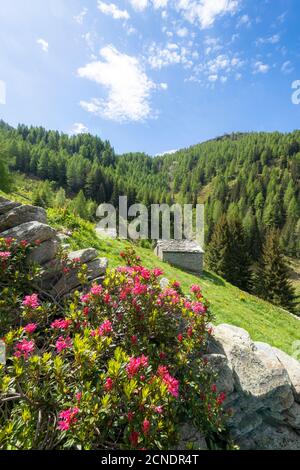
[207,324,300,449]
[0,197,108,298]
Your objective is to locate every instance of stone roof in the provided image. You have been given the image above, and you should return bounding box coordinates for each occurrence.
[156,239,204,253]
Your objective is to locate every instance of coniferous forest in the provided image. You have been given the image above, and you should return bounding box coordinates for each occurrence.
[0,119,299,312]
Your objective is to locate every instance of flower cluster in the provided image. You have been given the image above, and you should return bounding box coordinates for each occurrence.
[0,244,227,451]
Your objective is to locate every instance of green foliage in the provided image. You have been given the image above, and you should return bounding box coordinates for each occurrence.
[0,143,12,192]
[0,242,227,450]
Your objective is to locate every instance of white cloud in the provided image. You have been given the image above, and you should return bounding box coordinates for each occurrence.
[37,38,49,52]
[177,0,240,29]
[152,0,168,8]
[281,61,294,75]
[98,1,130,20]
[160,82,168,90]
[148,42,194,69]
[74,8,88,24]
[70,123,89,135]
[78,45,157,122]
[253,61,270,74]
[0,80,6,105]
[237,14,251,28]
[129,0,148,11]
[156,148,178,156]
[177,27,188,37]
[256,34,280,45]
[208,74,218,82]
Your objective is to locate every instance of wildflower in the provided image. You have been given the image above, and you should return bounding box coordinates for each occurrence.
[192,302,206,315]
[104,377,114,391]
[142,419,150,436]
[140,268,151,280]
[126,355,149,378]
[153,268,163,277]
[20,240,28,248]
[23,323,37,334]
[172,281,181,288]
[132,282,147,296]
[177,334,183,342]
[83,307,90,316]
[211,384,217,393]
[22,294,40,310]
[4,237,13,246]
[217,392,226,406]
[103,293,111,304]
[129,431,139,447]
[14,339,35,359]
[90,285,103,296]
[35,239,42,246]
[55,336,72,353]
[80,294,90,304]
[154,406,163,414]
[51,319,72,330]
[127,411,134,422]
[191,284,201,294]
[0,251,11,261]
[58,407,79,431]
[76,392,82,402]
[158,366,179,398]
[131,335,138,345]
[187,327,193,337]
[98,320,113,337]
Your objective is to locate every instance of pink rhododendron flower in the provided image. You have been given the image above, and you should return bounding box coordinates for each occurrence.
[90,285,103,296]
[126,355,149,378]
[192,302,206,314]
[23,323,37,334]
[158,366,179,398]
[217,392,226,406]
[58,407,79,431]
[177,334,183,342]
[132,282,147,296]
[153,268,163,277]
[22,294,40,310]
[127,411,134,422]
[172,281,181,288]
[142,419,150,435]
[154,406,163,414]
[98,320,113,337]
[80,294,90,304]
[51,319,72,330]
[55,336,72,353]
[140,268,151,280]
[0,251,11,260]
[129,431,139,447]
[131,335,138,345]
[104,377,113,391]
[191,284,201,294]
[14,339,35,359]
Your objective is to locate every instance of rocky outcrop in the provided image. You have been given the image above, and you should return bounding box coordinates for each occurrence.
[207,324,300,450]
[0,197,108,298]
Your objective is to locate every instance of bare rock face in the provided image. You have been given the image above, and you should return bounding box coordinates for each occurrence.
[207,324,300,450]
[51,258,108,298]
[68,248,98,265]
[0,197,21,216]
[0,204,47,232]
[1,221,57,244]
[28,239,60,265]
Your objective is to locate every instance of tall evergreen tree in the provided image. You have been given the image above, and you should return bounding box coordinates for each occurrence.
[206,215,231,279]
[253,229,298,313]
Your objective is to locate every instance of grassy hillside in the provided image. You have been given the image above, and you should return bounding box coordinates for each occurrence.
[1,179,300,357]
[46,209,300,357]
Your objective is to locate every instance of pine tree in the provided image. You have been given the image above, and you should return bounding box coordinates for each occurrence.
[0,144,12,192]
[253,229,298,313]
[206,215,231,279]
[226,217,252,290]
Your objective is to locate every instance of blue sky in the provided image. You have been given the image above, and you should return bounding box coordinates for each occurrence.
[0,0,300,155]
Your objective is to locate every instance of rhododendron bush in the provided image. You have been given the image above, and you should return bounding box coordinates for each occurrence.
[0,241,227,450]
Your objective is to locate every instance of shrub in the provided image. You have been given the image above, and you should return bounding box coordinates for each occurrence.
[0,244,227,450]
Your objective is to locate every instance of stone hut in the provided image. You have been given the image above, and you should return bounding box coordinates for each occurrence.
[154,240,204,274]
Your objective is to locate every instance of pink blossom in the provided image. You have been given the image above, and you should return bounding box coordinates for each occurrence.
[22,294,40,310]
[158,366,179,398]
[55,336,72,353]
[129,431,139,448]
[51,319,72,330]
[90,285,103,296]
[140,268,151,280]
[127,411,134,422]
[80,294,90,304]
[126,355,149,378]
[132,282,148,296]
[131,335,138,345]
[58,407,79,431]
[154,406,163,414]
[76,392,82,402]
[142,419,150,436]
[104,377,113,391]
[14,339,35,359]
[0,251,11,260]
[191,284,201,294]
[98,320,113,337]
[153,268,163,277]
[192,302,206,315]
[172,281,181,288]
[23,323,37,334]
